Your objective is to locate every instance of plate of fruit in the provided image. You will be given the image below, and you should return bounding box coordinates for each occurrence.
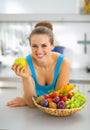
[32,83,86,116]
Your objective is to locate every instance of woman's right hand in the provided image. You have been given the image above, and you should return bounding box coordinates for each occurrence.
[11,63,31,78]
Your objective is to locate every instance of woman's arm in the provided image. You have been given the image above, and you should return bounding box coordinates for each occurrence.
[6,62,36,107]
[55,57,70,90]
[22,76,37,107]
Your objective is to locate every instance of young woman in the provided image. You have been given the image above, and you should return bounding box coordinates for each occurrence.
[6,25,70,107]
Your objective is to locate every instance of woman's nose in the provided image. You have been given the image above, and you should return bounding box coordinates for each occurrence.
[37,47,42,53]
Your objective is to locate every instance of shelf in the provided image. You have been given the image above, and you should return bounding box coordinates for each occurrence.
[0,14,90,22]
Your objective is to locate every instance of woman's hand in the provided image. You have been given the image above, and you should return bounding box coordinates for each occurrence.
[6,97,27,107]
[11,63,31,78]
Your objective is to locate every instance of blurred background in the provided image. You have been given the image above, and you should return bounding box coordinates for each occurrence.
[0,0,90,79]
[0,1,90,128]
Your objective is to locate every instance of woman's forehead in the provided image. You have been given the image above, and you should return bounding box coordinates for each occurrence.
[31,34,50,38]
[31,34,50,41]
[30,35,51,46]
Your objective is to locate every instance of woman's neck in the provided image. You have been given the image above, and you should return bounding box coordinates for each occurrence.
[32,55,53,69]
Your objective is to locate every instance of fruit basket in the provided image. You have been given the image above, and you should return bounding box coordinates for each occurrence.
[32,84,86,116]
[32,96,83,116]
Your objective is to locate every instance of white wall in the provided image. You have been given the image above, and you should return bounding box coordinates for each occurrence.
[0,0,76,14]
[53,22,90,69]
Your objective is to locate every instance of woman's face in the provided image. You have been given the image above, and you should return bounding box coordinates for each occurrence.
[30,34,54,62]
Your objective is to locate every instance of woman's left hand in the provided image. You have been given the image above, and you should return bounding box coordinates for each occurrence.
[6,97,27,107]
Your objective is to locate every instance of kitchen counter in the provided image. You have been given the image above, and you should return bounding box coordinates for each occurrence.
[0,66,19,79]
[70,68,90,84]
[0,85,89,130]
[0,66,90,84]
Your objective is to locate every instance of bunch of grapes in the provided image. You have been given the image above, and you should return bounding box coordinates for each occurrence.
[66,90,86,109]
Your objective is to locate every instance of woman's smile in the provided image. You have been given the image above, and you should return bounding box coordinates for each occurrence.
[36,54,44,59]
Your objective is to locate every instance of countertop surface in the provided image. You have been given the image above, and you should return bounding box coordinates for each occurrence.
[0,66,90,130]
[0,66,90,83]
[0,84,89,130]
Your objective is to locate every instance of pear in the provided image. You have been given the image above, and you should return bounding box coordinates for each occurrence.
[36,95,45,104]
[49,101,57,109]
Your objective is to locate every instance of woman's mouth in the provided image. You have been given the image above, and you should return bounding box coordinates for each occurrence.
[37,54,44,59]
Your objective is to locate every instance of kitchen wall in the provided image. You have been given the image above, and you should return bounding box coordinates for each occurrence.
[54,22,90,69]
[0,20,90,69]
[0,0,90,69]
[0,0,86,14]
[0,0,77,14]
[0,22,31,66]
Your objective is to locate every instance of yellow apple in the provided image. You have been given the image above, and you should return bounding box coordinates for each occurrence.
[14,57,26,68]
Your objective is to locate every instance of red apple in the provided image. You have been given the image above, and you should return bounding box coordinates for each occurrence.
[67,93,73,99]
[49,92,57,98]
[61,96,67,102]
[43,94,50,99]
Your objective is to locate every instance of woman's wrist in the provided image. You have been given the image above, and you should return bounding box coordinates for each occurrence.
[22,75,32,81]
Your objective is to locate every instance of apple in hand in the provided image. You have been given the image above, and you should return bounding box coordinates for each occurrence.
[14,57,27,68]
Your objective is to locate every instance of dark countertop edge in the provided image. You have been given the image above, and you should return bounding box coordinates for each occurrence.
[70,80,90,84]
[0,77,21,82]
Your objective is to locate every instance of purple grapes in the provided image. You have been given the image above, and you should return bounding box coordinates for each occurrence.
[40,99,49,107]
[57,101,66,109]
[53,96,60,104]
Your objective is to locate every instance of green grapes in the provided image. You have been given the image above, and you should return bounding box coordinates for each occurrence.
[66,91,86,109]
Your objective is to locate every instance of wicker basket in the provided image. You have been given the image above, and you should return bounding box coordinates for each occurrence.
[32,96,83,116]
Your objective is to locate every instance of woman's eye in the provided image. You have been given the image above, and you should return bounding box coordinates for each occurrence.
[42,44,47,47]
[32,45,38,48]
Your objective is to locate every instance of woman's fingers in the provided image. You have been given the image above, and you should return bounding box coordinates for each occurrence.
[6,97,27,107]
[15,64,22,75]
[11,63,24,75]
[11,63,30,78]
[11,63,19,70]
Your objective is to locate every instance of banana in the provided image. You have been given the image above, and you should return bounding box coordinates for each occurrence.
[56,83,76,94]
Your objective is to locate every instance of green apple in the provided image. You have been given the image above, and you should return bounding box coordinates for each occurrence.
[14,57,26,68]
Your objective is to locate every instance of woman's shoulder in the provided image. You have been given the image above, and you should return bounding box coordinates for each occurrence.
[52,52,70,65]
[61,56,70,69]
[51,52,63,59]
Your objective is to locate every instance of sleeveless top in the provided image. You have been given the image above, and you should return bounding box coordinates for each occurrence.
[26,54,64,96]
